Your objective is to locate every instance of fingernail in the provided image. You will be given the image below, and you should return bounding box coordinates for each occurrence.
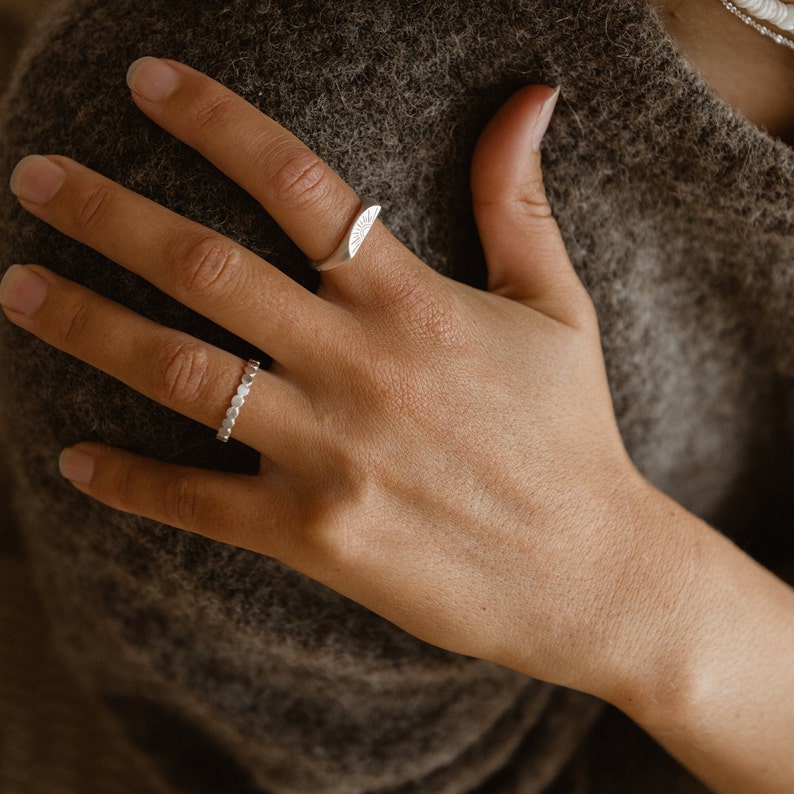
[126,57,181,102]
[0,265,48,315]
[10,155,67,203]
[531,86,561,153]
[59,448,96,486]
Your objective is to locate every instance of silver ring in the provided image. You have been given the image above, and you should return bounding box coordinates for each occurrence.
[217,359,260,443]
[312,198,382,271]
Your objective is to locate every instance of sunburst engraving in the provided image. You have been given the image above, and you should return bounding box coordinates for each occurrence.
[348,203,381,258]
[313,199,382,270]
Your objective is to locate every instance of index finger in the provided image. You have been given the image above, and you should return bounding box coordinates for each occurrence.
[126,57,415,294]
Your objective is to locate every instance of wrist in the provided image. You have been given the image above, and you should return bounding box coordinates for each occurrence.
[585,480,715,712]
[497,464,710,703]
[521,471,724,714]
[601,492,794,793]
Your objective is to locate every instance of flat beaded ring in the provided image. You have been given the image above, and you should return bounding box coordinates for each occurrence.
[217,359,260,442]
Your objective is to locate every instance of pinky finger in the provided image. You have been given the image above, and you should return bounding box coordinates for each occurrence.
[58,443,293,555]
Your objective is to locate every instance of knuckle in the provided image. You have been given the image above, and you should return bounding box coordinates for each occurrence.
[171,232,242,295]
[162,471,199,527]
[517,189,553,220]
[72,182,115,233]
[414,296,465,349]
[112,461,136,510]
[60,296,92,347]
[269,145,334,211]
[571,286,600,329]
[389,274,466,348]
[153,338,210,407]
[296,484,365,563]
[191,91,238,134]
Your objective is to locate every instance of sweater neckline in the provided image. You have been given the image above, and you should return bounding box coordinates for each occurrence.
[621,0,794,234]
[641,0,794,153]
[646,0,794,148]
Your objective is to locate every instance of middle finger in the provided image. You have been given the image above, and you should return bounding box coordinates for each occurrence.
[124,58,420,299]
[126,57,364,264]
[9,154,337,369]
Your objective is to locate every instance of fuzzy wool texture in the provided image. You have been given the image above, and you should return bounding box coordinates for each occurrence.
[0,0,792,792]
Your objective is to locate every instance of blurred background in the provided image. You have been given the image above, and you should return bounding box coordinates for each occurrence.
[1,3,172,792]
[0,0,54,95]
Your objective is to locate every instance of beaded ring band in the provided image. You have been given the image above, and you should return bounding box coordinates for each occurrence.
[217,359,261,442]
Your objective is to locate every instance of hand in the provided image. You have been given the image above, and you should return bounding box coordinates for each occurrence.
[6,59,794,794]
[1,58,656,700]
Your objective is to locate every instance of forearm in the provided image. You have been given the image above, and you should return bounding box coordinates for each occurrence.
[602,489,794,793]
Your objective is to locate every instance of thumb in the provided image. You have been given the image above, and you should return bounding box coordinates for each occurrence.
[471,85,587,322]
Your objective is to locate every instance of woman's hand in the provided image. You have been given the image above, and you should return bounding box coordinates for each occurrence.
[4,58,794,793]
[0,56,758,712]
[1,58,651,695]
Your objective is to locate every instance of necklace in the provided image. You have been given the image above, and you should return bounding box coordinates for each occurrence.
[718,0,794,50]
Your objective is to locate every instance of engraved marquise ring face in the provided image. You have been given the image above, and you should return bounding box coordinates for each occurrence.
[312,198,382,271]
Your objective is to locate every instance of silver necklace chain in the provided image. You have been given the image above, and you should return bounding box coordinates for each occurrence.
[719,0,794,50]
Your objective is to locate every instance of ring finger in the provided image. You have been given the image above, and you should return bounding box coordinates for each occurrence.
[0,264,313,459]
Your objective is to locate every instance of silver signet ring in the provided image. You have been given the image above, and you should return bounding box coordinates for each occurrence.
[312,198,382,271]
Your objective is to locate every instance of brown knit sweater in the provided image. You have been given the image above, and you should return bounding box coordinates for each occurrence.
[0,1,791,791]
